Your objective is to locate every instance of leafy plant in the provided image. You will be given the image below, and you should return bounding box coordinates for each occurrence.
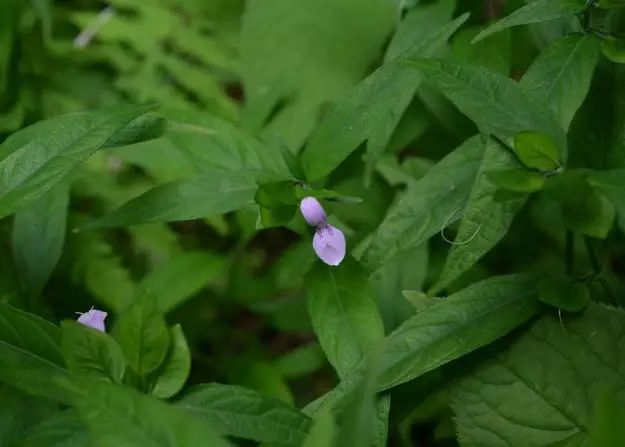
[1,0,625,446]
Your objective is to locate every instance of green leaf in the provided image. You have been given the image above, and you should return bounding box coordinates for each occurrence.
[301,408,337,447]
[165,109,292,180]
[305,275,541,415]
[306,258,385,379]
[451,303,625,447]
[0,303,73,403]
[405,58,567,155]
[472,0,587,43]
[599,0,625,8]
[178,383,312,445]
[241,0,399,148]
[11,183,69,297]
[602,38,625,64]
[275,343,326,379]
[151,324,191,399]
[485,169,545,193]
[588,169,625,230]
[513,130,562,171]
[83,170,257,228]
[589,392,625,447]
[430,138,527,295]
[71,379,230,447]
[113,293,170,376]
[362,135,486,269]
[520,34,600,131]
[19,410,91,447]
[137,251,225,314]
[0,384,58,446]
[537,276,590,311]
[301,12,469,181]
[376,274,540,391]
[61,321,126,383]
[0,104,158,218]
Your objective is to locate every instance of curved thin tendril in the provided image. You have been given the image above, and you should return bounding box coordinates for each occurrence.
[440,207,482,245]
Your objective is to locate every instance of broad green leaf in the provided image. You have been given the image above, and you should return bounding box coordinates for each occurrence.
[0,303,73,403]
[151,325,191,399]
[520,34,600,131]
[275,343,325,379]
[19,410,91,447]
[405,58,567,155]
[71,379,230,447]
[301,12,469,181]
[376,274,540,391]
[178,383,312,445]
[137,251,224,313]
[589,393,625,447]
[165,109,292,180]
[451,303,625,447]
[362,135,486,269]
[485,169,545,193]
[113,293,170,376]
[537,276,589,311]
[241,0,399,148]
[61,321,126,383]
[0,384,57,447]
[84,170,257,228]
[11,183,69,296]
[599,0,625,8]
[301,408,337,447]
[0,104,158,218]
[306,275,541,415]
[472,0,587,43]
[429,138,526,295]
[306,258,385,379]
[513,130,561,171]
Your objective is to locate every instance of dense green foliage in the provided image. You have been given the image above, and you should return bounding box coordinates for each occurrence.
[1,0,625,446]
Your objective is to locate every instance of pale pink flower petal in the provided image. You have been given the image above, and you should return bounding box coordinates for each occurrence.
[77,309,107,332]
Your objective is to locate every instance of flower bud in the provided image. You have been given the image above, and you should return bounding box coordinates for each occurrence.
[300,197,327,226]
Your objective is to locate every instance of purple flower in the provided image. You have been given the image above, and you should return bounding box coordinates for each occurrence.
[300,197,327,226]
[313,224,346,266]
[299,197,346,266]
[77,308,107,332]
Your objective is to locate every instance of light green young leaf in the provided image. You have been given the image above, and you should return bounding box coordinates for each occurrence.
[241,0,399,148]
[0,303,73,403]
[451,304,625,447]
[362,135,486,269]
[83,170,257,228]
[301,11,469,181]
[151,324,191,399]
[520,34,600,131]
[19,410,91,447]
[472,0,587,43]
[113,293,170,376]
[61,321,126,383]
[137,251,224,314]
[306,258,385,379]
[513,130,562,171]
[430,138,526,295]
[11,183,69,297]
[178,383,312,445]
[405,58,566,154]
[0,104,158,218]
[485,169,545,193]
[71,379,230,447]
